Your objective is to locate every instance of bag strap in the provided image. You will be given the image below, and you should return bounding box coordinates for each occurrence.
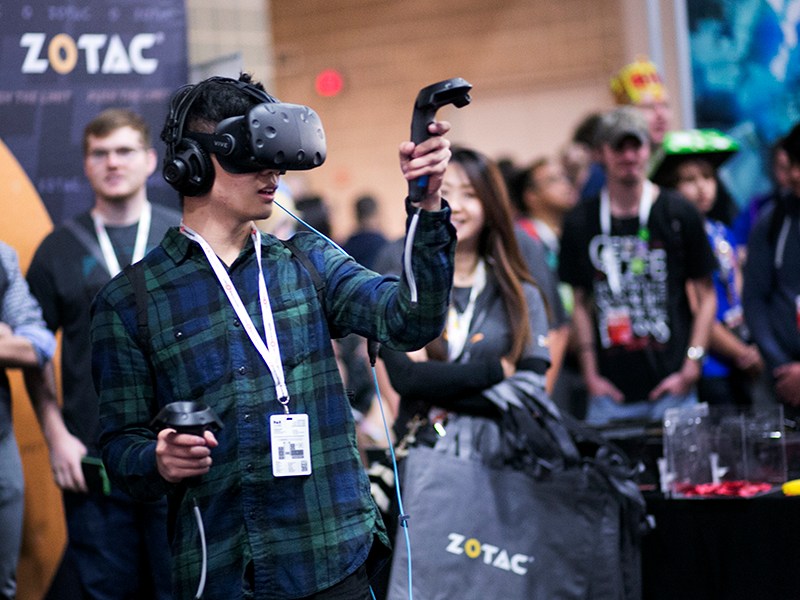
[124,261,157,393]
[127,260,150,346]
[281,236,352,341]
[483,372,582,468]
[281,237,325,309]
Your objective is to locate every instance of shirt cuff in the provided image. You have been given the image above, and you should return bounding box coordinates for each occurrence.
[404,198,455,243]
[15,324,57,366]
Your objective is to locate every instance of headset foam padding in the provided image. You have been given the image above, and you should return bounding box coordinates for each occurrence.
[161,77,280,196]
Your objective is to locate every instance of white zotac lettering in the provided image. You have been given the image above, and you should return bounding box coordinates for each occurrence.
[445,532,533,576]
[20,32,161,74]
[20,33,48,73]
[446,533,465,555]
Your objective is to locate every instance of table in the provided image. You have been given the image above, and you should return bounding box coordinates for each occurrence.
[642,493,800,600]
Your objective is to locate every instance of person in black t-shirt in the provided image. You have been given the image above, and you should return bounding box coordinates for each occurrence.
[25,108,177,599]
[559,107,717,426]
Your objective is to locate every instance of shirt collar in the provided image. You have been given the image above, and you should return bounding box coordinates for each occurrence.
[162,226,195,265]
[162,225,287,267]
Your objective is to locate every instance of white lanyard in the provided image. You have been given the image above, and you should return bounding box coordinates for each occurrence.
[180,223,291,410]
[599,181,653,237]
[446,258,486,361]
[92,201,152,277]
[599,182,654,297]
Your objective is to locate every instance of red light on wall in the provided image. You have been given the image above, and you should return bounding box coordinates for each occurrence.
[315,69,344,97]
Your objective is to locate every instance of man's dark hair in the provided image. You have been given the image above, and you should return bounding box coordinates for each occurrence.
[768,122,800,243]
[496,157,525,214]
[184,72,270,134]
[355,195,378,223]
[572,112,604,149]
[508,157,549,216]
[781,121,800,165]
[296,194,332,238]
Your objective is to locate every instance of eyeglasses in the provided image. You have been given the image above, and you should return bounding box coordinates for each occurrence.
[87,147,147,163]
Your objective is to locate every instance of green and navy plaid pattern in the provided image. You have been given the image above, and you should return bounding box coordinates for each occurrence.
[91,204,455,599]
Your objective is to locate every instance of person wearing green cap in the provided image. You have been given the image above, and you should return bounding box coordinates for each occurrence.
[652,128,740,224]
[652,129,765,406]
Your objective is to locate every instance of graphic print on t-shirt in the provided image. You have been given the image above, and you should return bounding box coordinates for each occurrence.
[589,231,669,349]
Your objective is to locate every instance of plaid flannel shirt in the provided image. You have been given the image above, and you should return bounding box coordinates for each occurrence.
[91,203,455,599]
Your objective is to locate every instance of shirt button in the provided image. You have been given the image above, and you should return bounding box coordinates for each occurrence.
[174,330,183,339]
[246,463,254,473]
[238,366,247,375]
[233,319,241,327]
[244,413,251,422]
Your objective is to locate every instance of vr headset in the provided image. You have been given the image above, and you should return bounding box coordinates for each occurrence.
[162,77,326,196]
[189,102,326,174]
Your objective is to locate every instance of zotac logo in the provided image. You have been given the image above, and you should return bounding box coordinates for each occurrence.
[20,32,163,75]
[446,533,534,576]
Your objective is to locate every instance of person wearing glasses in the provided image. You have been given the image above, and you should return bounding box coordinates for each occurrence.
[26,109,178,599]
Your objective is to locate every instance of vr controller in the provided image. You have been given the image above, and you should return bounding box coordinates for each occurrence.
[151,401,220,599]
[151,401,223,437]
[408,77,472,203]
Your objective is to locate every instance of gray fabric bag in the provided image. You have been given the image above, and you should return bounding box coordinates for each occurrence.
[387,373,644,600]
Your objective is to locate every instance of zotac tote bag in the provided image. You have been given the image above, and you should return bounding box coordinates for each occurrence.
[387,444,628,600]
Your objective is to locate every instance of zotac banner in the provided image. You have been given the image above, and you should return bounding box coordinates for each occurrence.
[0,0,188,225]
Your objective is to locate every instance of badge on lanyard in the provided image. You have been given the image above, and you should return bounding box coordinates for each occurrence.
[270,413,312,477]
[606,307,634,347]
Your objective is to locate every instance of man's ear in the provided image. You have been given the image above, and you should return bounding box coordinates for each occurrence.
[145,147,158,178]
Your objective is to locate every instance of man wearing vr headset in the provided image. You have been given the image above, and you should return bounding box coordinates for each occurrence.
[91,73,456,599]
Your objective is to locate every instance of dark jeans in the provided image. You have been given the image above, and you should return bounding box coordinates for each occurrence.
[242,561,371,600]
[46,486,171,600]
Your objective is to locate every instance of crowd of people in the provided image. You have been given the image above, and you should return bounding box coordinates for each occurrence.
[0,56,799,599]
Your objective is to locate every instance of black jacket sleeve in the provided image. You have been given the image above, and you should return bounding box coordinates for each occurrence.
[380,346,504,401]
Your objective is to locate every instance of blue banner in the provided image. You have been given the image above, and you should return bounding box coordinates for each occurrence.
[688,1,800,206]
[0,0,187,224]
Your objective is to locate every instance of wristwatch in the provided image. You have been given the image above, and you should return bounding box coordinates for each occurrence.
[687,345,706,362]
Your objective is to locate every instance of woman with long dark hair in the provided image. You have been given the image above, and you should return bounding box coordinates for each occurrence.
[381,145,550,443]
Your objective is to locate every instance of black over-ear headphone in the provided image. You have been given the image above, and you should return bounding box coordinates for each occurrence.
[160,77,278,197]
